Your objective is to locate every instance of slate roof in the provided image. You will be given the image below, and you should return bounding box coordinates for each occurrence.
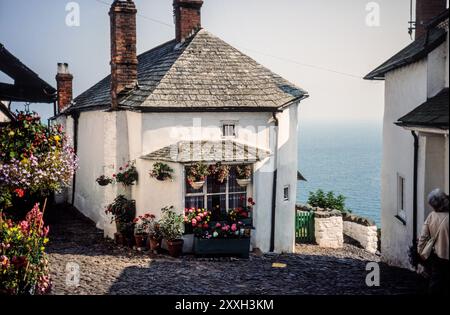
[141,140,271,163]
[395,88,449,129]
[71,29,307,112]
[0,43,56,103]
[364,26,447,80]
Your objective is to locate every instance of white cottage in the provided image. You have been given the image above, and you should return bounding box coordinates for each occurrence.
[365,1,449,268]
[53,0,308,253]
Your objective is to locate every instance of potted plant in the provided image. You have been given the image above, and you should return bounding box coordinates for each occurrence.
[147,214,162,252]
[159,206,184,257]
[105,195,136,246]
[208,163,230,184]
[186,162,209,190]
[96,175,113,186]
[235,164,252,187]
[114,161,138,186]
[133,215,152,248]
[150,162,174,181]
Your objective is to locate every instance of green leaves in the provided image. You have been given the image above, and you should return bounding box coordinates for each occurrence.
[307,189,351,213]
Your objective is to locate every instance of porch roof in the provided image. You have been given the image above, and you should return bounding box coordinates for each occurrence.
[395,88,449,129]
[141,140,271,163]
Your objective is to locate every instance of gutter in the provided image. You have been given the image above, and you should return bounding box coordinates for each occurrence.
[269,112,279,252]
[411,131,419,248]
[71,112,80,206]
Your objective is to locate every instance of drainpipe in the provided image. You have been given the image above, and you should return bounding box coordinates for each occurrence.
[71,112,80,206]
[411,131,419,247]
[270,112,279,252]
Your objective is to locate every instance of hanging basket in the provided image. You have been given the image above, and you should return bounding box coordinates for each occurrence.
[236,178,251,187]
[190,180,205,190]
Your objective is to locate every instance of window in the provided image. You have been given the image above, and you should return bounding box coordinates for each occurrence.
[222,122,237,138]
[397,174,406,221]
[185,166,248,220]
[283,185,290,201]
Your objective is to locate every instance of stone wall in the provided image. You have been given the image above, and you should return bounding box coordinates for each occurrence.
[314,210,343,249]
[343,214,378,254]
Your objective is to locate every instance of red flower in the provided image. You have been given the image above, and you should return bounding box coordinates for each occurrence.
[133,218,139,223]
[112,174,116,177]
[248,197,254,203]
[119,167,123,171]
[14,188,25,198]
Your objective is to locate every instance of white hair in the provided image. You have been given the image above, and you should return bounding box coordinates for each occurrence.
[428,188,449,212]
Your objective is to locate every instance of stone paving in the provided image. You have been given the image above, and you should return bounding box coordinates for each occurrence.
[46,206,425,295]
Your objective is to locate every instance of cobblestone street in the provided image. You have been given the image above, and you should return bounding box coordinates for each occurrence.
[46,206,424,295]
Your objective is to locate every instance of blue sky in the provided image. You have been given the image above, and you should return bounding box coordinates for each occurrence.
[0,0,415,122]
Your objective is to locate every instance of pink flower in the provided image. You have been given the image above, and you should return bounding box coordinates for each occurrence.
[215,223,221,228]
[191,218,197,225]
[195,216,201,222]
[231,224,237,232]
[42,226,50,237]
[19,220,29,233]
[189,209,194,213]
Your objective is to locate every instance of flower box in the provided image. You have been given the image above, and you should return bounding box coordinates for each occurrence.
[193,237,250,258]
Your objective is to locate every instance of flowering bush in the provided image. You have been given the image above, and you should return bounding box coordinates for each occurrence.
[114,161,138,186]
[186,162,209,185]
[0,204,51,295]
[133,213,159,238]
[0,111,78,210]
[184,208,211,234]
[235,164,252,180]
[208,163,230,183]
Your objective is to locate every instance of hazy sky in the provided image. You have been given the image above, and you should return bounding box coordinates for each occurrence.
[0,0,416,123]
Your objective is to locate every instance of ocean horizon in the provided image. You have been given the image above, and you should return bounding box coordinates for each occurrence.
[297,120,382,227]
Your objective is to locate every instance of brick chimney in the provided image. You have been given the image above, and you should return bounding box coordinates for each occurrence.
[109,0,138,110]
[56,63,73,113]
[173,0,203,42]
[415,0,447,39]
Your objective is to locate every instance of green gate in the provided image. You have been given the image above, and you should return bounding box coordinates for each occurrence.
[295,211,315,244]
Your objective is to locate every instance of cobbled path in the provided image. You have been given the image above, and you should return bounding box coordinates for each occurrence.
[46,206,424,295]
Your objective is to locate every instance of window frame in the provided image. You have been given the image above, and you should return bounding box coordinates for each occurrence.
[184,164,250,215]
[221,120,238,138]
[283,185,290,202]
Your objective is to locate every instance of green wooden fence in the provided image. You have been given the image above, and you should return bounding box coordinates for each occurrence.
[295,210,315,244]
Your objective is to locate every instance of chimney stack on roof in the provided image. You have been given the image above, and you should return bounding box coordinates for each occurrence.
[56,63,73,113]
[109,0,138,110]
[415,0,447,39]
[173,0,204,43]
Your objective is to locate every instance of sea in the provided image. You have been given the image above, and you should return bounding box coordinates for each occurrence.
[296,121,382,227]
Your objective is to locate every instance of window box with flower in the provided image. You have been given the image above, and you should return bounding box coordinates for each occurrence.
[193,221,251,258]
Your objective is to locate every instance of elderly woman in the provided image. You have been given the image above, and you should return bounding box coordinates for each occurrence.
[418,188,449,295]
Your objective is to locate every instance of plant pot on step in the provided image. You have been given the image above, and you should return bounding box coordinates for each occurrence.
[167,239,184,258]
[236,178,251,187]
[134,234,146,248]
[190,181,205,190]
[149,237,162,252]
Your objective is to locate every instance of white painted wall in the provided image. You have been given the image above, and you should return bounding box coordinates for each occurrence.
[427,42,447,98]
[382,60,427,269]
[274,103,299,253]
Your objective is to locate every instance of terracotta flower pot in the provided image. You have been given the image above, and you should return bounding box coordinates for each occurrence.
[236,178,251,187]
[190,181,205,190]
[167,239,184,258]
[149,238,161,251]
[134,234,146,248]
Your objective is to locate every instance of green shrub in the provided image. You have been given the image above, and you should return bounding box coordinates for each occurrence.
[307,189,351,213]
